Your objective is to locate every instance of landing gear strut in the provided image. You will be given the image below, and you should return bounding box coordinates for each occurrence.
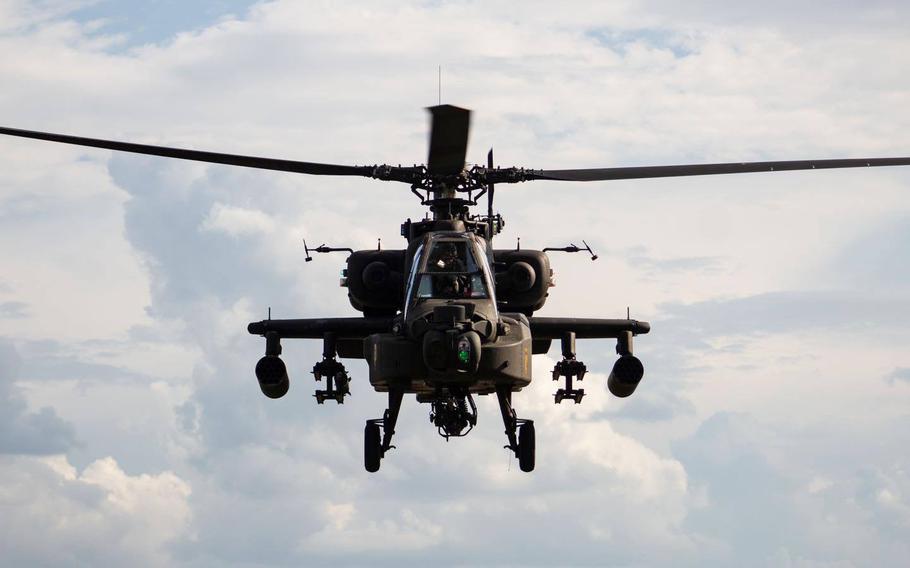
[553,331,587,404]
[364,389,404,472]
[312,333,350,404]
[496,385,535,472]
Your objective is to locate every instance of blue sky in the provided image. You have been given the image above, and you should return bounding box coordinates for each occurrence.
[1,1,910,566]
[73,0,259,48]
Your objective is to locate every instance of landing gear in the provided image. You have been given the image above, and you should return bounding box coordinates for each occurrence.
[496,385,535,472]
[518,421,535,472]
[364,422,381,473]
[553,331,587,404]
[364,389,404,473]
[312,333,350,404]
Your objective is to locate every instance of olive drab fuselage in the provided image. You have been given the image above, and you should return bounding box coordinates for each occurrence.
[358,221,540,395]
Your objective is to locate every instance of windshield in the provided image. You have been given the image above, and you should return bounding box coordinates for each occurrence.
[403,244,424,319]
[414,239,489,300]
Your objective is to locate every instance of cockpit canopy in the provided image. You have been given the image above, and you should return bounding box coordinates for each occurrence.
[405,234,496,313]
[416,239,488,299]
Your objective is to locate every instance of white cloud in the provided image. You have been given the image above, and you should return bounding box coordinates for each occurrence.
[0,0,95,33]
[0,454,191,567]
[1,0,909,566]
[0,341,76,455]
[200,202,275,236]
[300,506,443,553]
[807,476,833,495]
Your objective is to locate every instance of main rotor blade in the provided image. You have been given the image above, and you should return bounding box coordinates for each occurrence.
[426,105,471,175]
[525,157,910,182]
[0,125,387,178]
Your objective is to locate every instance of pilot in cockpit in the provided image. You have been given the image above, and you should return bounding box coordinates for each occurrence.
[413,239,489,301]
[432,242,465,271]
[429,242,468,297]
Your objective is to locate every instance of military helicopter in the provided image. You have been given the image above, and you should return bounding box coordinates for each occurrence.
[2,107,909,473]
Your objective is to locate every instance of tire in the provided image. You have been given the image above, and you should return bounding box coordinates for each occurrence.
[518,421,536,472]
[364,422,381,473]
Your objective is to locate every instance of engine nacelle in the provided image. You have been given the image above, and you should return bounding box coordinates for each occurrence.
[345,250,405,316]
[506,261,537,292]
[493,250,552,316]
[255,356,290,399]
[607,355,644,398]
[362,260,391,291]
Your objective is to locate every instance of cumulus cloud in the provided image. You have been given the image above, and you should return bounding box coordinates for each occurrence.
[299,507,443,553]
[1,0,910,566]
[0,454,191,567]
[200,202,275,237]
[0,341,77,455]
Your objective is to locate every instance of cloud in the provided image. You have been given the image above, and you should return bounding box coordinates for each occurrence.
[595,387,697,422]
[674,413,797,564]
[0,454,191,567]
[627,251,724,275]
[0,341,77,455]
[0,301,28,318]
[200,202,275,237]
[673,412,910,566]
[636,0,910,34]
[660,291,910,338]
[299,507,443,554]
[885,367,910,385]
[826,215,910,294]
[0,0,96,33]
[1,1,910,566]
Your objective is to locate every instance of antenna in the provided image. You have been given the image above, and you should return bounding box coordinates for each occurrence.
[582,240,599,261]
[542,241,599,261]
[303,239,313,262]
[438,65,441,105]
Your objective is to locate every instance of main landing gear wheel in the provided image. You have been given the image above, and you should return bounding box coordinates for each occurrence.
[518,421,536,472]
[363,389,404,473]
[364,422,381,473]
[495,385,536,473]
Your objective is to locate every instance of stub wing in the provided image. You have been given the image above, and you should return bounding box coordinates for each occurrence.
[528,317,650,339]
[247,317,393,339]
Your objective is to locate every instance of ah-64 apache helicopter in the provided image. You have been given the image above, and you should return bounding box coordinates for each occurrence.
[2,107,909,472]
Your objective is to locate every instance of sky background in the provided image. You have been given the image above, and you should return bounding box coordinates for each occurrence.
[1,1,909,566]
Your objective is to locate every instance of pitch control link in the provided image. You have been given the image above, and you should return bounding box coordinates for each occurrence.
[552,332,587,404]
[312,333,350,404]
